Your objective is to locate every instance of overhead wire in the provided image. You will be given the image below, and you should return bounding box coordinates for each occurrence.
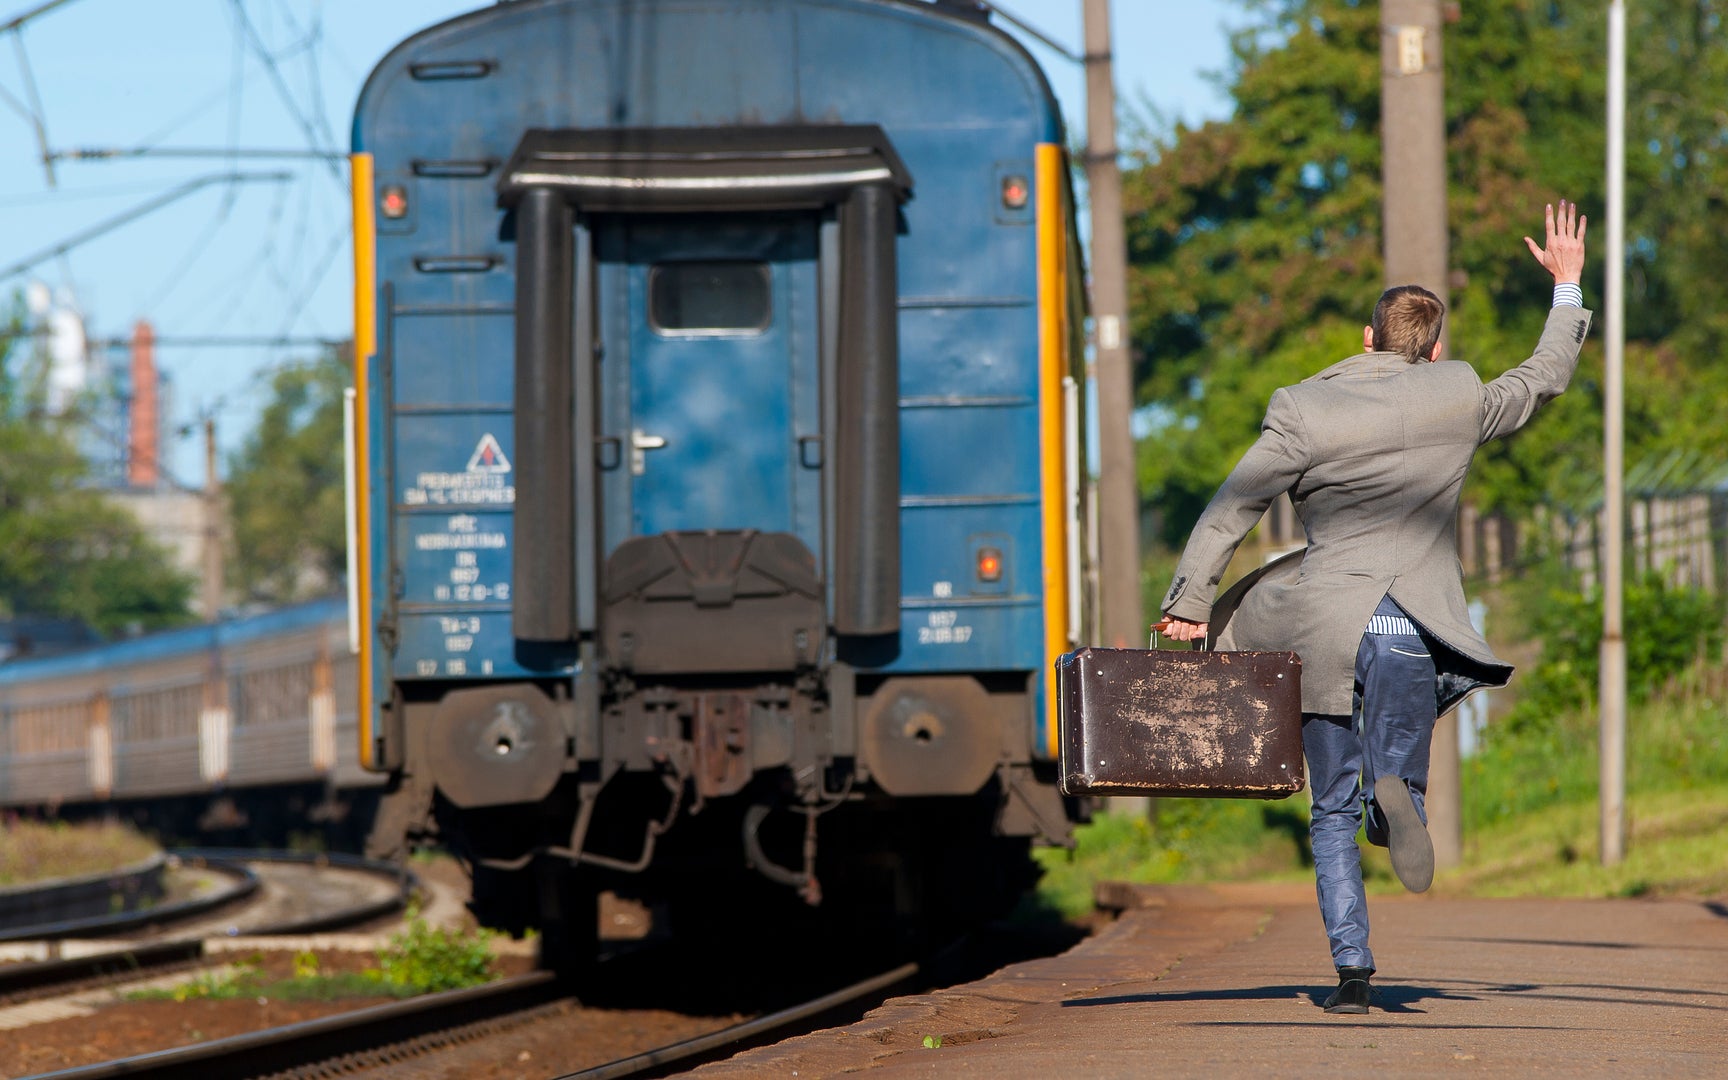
[6,18,57,185]
[227,0,342,186]
[192,176,291,335]
[273,0,339,151]
[133,81,238,151]
[139,2,250,318]
[139,182,244,313]
[273,225,348,339]
[0,171,293,282]
[225,0,352,356]
[0,180,186,206]
[225,0,246,182]
[2,0,353,495]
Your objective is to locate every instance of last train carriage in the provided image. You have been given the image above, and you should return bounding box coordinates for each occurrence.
[350,0,1095,959]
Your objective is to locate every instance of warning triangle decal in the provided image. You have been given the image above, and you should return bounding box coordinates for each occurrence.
[466,433,512,474]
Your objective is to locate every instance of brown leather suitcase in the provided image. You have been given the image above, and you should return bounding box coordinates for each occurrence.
[1056,644,1305,799]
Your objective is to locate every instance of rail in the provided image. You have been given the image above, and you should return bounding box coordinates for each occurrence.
[19,971,564,1080]
[568,958,921,1079]
[0,850,416,1008]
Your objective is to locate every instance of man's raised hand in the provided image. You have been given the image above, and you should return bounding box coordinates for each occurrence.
[1523,198,1587,285]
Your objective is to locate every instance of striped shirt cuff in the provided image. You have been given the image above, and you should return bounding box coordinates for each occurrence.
[1553,282,1583,308]
[1366,613,1419,636]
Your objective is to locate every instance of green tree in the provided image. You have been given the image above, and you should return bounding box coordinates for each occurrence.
[224,350,350,604]
[1126,0,1727,545]
[0,294,193,635]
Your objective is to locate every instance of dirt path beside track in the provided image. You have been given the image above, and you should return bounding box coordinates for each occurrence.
[694,882,1728,1078]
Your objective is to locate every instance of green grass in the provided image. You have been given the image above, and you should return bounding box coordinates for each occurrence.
[134,951,414,1003]
[1034,662,1728,917]
[0,819,159,885]
[1448,665,1728,898]
[1034,796,1313,919]
[134,919,502,1003]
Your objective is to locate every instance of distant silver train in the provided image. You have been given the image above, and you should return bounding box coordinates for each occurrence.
[0,601,379,838]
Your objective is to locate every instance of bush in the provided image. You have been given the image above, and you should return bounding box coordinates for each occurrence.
[1502,568,1723,736]
[369,915,497,994]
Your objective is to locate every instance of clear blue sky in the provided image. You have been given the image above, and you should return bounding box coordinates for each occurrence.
[0,0,1241,487]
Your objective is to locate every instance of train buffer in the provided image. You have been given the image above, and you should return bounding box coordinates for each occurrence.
[694,881,1728,1076]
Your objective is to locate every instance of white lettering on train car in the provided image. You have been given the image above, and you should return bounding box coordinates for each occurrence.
[414,531,506,550]
[402,437,516,506]
[420,516,510,602]
[916,609,973,645]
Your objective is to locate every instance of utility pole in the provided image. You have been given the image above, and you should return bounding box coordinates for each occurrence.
[1600,0,1627,866]
[1081,0,1145,649]
[1380,0,1460,870]
[202,416,225,622]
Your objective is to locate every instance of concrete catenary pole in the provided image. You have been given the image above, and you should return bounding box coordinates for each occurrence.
[1380,0,1460,870]
[1081,0,1145,648]
[1600,0,1627,866]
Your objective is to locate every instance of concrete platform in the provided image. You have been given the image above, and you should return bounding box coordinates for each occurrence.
[692,882,1728,1077]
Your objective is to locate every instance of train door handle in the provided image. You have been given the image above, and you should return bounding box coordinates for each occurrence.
[631,429,668,475]
[798,435,823,468]
[596,436,622,471]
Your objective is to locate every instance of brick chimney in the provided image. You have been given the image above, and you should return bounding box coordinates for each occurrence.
[128,319,159,488]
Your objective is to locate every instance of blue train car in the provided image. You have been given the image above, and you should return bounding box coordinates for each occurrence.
[351,0,1094,952]
[0,600,377,838]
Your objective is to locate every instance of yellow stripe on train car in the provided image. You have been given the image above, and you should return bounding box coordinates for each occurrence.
[350,152,379,771]
[1034,142,1070,760]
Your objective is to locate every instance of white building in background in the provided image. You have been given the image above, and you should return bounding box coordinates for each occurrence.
[26,281,88,415]
[14,288,204,618]
[23,280,132,487]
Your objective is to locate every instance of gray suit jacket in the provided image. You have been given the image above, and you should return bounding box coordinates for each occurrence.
[1161,304,1594,715]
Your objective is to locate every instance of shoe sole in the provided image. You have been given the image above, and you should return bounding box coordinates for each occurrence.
[1324,1002,1369,1015]
[1375,774,1434,893]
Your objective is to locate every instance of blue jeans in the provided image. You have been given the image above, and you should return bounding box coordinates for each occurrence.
[1302,594,1436,971]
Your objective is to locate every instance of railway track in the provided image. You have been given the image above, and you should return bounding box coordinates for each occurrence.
[0,854,256,946]
[0,850,415,1009]
[6,853,1080,1078]
[19,955,925,1080]
[22,970,568,1080]
[14,918,1069,1079]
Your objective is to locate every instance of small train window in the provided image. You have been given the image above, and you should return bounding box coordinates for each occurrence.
[648,261,771,334]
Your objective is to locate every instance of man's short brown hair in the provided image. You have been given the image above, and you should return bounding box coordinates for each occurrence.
[1370,285,1445,363]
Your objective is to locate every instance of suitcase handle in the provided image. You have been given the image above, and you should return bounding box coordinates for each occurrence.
[1149,619,1205,651]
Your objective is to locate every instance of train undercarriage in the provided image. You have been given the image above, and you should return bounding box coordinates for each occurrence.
[367,663,1077,964]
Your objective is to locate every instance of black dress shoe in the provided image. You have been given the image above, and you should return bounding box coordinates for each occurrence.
[1323,966,1374,1014]
[1374,774,1434,893]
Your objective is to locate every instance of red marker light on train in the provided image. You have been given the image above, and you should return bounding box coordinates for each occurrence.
[976,546,1003,582]
[1000,174,1029,210]
[380,184,409,219]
